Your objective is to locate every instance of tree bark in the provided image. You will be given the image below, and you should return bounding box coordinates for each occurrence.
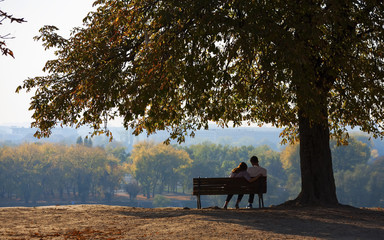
[292,110,339,205]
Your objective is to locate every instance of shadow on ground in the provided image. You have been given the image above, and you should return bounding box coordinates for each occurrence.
[117,205,384,239]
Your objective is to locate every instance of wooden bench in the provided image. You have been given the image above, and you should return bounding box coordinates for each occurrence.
[192,176,267,209]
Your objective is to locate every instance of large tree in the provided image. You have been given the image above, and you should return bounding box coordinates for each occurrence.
[18,0,384,205]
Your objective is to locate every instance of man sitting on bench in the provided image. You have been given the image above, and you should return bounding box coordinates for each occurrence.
[246,156,267,209]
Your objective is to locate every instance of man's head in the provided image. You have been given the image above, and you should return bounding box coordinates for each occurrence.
[250,156,259,166]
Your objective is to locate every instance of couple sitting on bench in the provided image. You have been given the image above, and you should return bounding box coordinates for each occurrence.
[222,156,267,209]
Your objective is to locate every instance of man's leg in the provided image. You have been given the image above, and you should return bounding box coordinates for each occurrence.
[247,194,255,208]
[235,194,244,209]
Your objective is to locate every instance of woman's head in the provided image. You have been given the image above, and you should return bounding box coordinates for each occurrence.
[232,162,248,173]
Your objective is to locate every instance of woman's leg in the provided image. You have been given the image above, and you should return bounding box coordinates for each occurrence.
[223,194,233,209]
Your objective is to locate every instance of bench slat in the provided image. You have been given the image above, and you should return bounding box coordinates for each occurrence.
[192,177,267,196]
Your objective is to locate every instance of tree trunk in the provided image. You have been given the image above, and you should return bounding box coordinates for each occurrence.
[292,111,338,205]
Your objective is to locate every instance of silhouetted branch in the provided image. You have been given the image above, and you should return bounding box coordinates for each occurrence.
[0,6,26,57]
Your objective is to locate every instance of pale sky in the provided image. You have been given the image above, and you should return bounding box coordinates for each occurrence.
[0,0,95,126]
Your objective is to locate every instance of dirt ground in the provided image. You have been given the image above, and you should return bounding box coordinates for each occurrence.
[0,204,383,239]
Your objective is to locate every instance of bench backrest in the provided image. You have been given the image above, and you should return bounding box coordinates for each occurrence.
[193,177,267,195]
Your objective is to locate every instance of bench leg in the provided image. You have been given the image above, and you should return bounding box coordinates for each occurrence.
[197,195,201,209]
[258,194,264,208]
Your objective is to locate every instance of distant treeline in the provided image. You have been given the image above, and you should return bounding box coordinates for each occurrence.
[0,136,383,207]
[0,143,124,204]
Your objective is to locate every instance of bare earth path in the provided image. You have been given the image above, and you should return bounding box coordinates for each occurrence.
[0,205,383,239]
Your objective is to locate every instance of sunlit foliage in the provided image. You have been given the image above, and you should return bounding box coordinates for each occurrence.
[0,143,124,203]
[129,141,191,198]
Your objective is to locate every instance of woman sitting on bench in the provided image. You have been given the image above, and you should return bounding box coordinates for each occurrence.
[222,162,262,209]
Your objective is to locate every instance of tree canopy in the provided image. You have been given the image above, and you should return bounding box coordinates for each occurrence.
[17,0,384,141]
[17,0,384,205]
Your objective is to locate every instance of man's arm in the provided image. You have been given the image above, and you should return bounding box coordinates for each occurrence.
[249,174,263,182]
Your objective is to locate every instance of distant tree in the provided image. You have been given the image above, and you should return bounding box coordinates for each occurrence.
[366,159,384,206]
[281,137,371,176]
[280,143,301,198]
[17,1,384,205]
[76,136,83,145]
[106,145,129,163]
[130,141,191,198]
[0,146,22,200]
[0,1,26,57]
[373,156,384,165]
[124,181,140,201]
[331,138,371,172]
[83,137,93,147]
[334,164,371,207]
[69,145,121,202]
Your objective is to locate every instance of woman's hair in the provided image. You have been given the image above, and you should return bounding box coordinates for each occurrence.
[232,162,248,173]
